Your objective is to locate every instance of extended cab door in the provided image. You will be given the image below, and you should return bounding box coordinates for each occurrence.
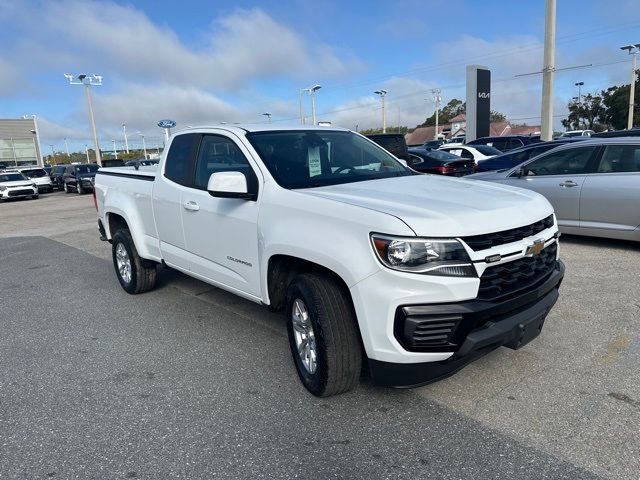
[499,146,599,227]
[152,133,200,270]
[180,133,262,298]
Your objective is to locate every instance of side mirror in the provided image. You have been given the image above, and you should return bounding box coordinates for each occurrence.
[207,171,254,200]
[514,167,526,177]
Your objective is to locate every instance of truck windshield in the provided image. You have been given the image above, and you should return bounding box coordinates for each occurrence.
[246,130,410,189]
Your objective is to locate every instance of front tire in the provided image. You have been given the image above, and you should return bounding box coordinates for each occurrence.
[63,183,69,193]
[286,273,362,397]
[111,229,157,294]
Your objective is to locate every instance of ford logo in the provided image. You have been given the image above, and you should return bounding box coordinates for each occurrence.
[157,119,176,128]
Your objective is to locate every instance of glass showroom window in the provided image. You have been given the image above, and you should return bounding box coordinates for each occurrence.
[13,138,37,166]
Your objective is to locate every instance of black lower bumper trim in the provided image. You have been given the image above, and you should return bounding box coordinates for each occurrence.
[369,261,564,388]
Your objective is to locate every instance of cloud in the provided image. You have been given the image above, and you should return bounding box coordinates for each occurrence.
[0,56,20,96]
[19,1,359,91]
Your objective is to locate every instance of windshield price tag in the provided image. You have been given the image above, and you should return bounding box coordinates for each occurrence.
[308,146,322,177]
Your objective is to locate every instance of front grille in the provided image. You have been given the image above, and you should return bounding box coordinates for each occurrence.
[462,215,554,251]
[478,243,557,300]
[8,189,33,197]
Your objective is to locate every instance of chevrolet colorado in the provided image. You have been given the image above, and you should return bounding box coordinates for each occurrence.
[94,125,564,397]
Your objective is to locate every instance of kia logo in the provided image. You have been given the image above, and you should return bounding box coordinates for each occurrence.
[478,92,490,99]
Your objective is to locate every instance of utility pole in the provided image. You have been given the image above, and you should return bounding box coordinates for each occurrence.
[308,85,322,126]
[64,138,70,157]
[374,90,387,133]
[85,144,89,163]
[621,44,640,130]
[540,0,556,141]
[65,73,103,165]
[23,114,43,166]
[431,89,442,140]
[575,82,584,103]
[122,123,130,153]
[49,144,55,159]
[112,140,118,159]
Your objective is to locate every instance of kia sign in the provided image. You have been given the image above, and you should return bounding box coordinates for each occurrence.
[465,65,491,142]
[157,119,176,129]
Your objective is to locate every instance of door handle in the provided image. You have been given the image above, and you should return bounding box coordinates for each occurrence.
[559,180,578,187]
[183,200,200,211]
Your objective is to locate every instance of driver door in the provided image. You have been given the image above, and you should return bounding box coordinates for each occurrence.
[500,146,599,227]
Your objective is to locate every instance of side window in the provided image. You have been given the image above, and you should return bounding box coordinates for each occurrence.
[523,147,595,176]
[597,146,640,173]
[193,135,258,192]
[164,133,200,186]
[460,149,474,159]
[512,150,530,163]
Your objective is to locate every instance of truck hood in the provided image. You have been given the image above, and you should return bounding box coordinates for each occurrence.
[300,175,553,237]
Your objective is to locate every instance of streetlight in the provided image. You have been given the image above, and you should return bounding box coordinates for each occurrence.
[620,44,640,129]
[138,132,148,159]
[302,85,322,125]
[122,123,130,154]
[431,89,442,140]
[49,144,55,159]
[64,73,103,165]
[374,90,388,133]
[64,137,70,157]
[262,112,272,123]
[84,144,90,163]
[112,140,118,159]
[574,81,584,103]
[22,114,43,166]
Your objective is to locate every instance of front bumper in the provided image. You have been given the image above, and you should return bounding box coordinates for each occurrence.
[368,260,564,387]
[0,187,38,199]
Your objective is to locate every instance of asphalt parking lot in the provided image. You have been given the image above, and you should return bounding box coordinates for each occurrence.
[1,192,639,479]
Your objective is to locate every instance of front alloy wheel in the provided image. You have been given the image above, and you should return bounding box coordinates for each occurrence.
[291,298,317,374]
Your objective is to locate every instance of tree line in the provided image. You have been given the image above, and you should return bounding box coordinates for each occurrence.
[562,73,639,131]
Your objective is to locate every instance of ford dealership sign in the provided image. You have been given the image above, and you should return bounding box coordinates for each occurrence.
[157,119,176,129]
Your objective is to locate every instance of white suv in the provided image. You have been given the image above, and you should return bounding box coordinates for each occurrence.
[16,167,54,193]
[0,171,38,201]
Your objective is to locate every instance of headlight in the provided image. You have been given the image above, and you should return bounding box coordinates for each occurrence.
[371,234,476,277]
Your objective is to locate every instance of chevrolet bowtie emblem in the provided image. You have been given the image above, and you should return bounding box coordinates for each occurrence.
[525,239,545,257]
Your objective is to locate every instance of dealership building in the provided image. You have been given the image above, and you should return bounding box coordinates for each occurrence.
[0,118,43,168]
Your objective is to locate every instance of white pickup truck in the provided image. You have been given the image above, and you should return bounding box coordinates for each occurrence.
[94,125,564,397]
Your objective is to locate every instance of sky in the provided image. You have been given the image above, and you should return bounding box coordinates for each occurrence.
[1,0,640,153]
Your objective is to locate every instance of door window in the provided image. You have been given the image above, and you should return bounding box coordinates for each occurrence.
[596,145,640,173]
[490,139,508,151]
[193,135,258,192]
[164,133,200,186]
[460,148,474,159]
[522,147,595,176]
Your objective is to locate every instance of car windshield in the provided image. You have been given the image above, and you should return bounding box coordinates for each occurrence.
[75,165,99,174]
[246,130,410,189]
[21,169,47,177]
[0,173,27,182]
[474,145,502,155]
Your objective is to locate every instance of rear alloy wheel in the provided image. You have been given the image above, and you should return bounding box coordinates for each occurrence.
[286,273,362,397]
[63,183,69,193]
[111,229,157,294]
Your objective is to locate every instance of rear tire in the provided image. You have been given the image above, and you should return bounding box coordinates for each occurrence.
[111,229,157,294]
[77,183,83,195]
[286,273,362,397]
[63,183,69,193]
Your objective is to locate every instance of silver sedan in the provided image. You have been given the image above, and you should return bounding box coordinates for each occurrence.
[466,138,640,242]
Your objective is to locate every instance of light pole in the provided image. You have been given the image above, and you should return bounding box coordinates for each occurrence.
[64,137,70,157]
[138,132,148,159]
[23,114,43,166]
[305,84,322,125]
[620,44,640,130]
[431,89,442,140]
[85,144,90,163]
[49,144,55,160]
[298,89,305,125]
[374,90,387,133]
[65,73,103,165]
[112,140,118,159]
[574,81,584,103]
[262,112,272,123]
[122,123,130,153]
[540,0,556,141]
